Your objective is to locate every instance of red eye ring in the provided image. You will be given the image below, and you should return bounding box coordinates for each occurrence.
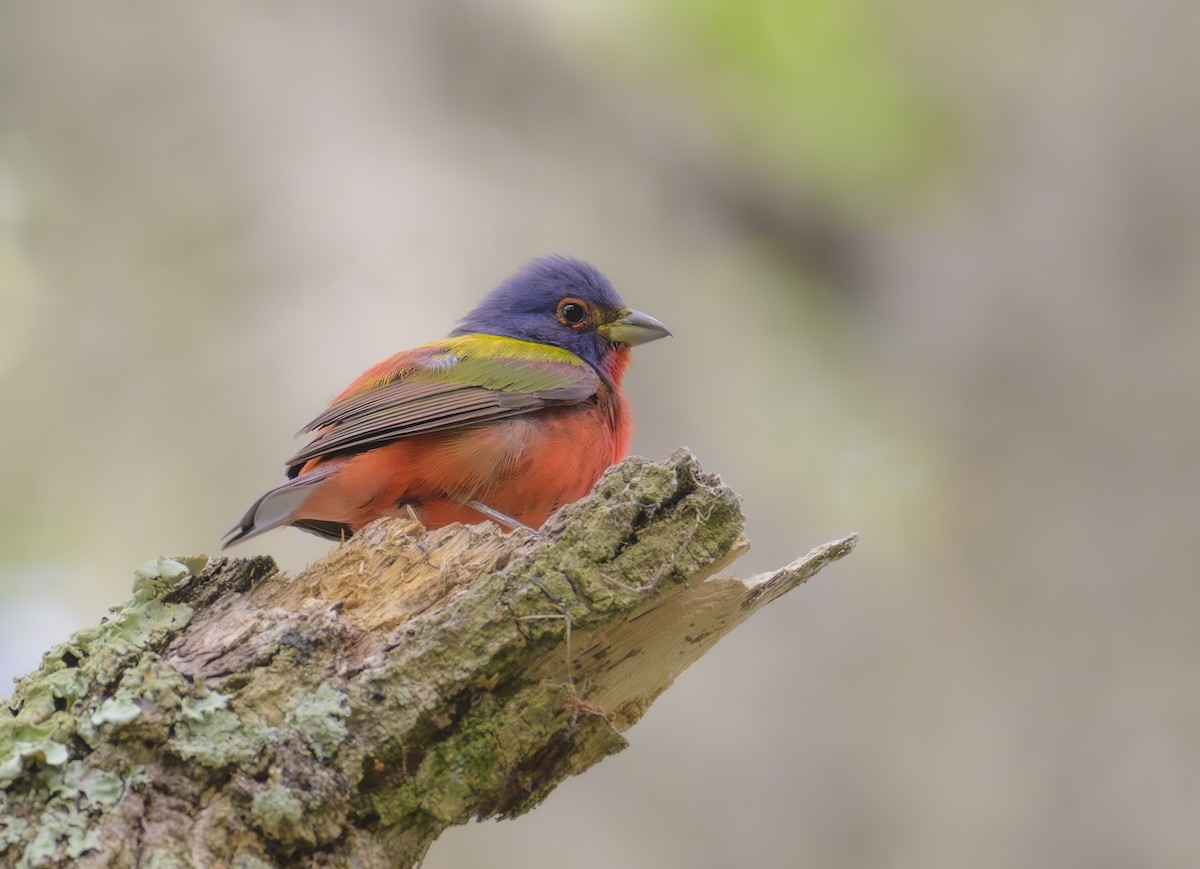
[556,298,591,328]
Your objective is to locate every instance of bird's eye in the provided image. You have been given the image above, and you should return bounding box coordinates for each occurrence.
[557,298,590,327]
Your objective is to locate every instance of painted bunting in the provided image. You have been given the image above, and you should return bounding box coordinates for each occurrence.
[224,256,670,547]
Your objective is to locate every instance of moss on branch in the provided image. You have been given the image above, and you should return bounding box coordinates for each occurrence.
[0,450,855,868]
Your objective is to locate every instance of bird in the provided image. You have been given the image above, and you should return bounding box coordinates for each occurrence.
[223,256,670,548]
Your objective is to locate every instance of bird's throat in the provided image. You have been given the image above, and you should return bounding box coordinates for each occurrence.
[600,344,631,387]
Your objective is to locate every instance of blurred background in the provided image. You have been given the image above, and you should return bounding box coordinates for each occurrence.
[1,1,1197,866]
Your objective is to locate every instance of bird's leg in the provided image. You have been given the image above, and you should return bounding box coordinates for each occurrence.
[462,497,539,536]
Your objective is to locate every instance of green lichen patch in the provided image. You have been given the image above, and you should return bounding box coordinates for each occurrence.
[0,808,32,850]
[0,722,69,785]
[110,653,189,709]
[250,785,305,842]
[10,667,91,729]
[103,597,194,654]
[2,740,140,861]
[173,555,210,581]
[132,557,194,598]
[60,761,124,807]
[169,668,351,774]
[0,640,232,860]
[9,590,188,707]
[89,695,142,727]
[170,707,278,769]
[78,653,191,748]
[286,682,350,762]
[178,687,229,722]
[1,558,197,790]
[21,800,102,864]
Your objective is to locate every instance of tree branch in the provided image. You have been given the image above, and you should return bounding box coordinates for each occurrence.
[0,450,855,868]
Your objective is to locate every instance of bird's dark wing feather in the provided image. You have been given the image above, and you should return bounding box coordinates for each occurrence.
[285,336,600,476]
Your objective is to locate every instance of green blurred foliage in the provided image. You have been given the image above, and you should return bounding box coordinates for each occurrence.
[569,0,948,202]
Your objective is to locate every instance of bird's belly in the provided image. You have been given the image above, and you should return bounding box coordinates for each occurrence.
[298,403,627,532]
[470,413,622,526]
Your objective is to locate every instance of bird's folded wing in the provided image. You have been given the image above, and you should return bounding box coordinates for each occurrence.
[285,336,600,474]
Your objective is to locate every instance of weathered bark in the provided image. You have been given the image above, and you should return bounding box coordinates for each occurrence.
[0,450,855,868]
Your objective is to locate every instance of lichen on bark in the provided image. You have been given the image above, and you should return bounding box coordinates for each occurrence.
[0,450,855,868]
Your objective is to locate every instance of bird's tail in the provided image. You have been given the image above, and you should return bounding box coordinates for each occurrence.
[222,466,336,549]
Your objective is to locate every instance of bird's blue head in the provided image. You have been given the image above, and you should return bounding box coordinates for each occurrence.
[451,256,670,372]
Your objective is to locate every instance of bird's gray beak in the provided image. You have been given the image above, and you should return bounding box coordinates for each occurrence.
[600,309,672,346]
